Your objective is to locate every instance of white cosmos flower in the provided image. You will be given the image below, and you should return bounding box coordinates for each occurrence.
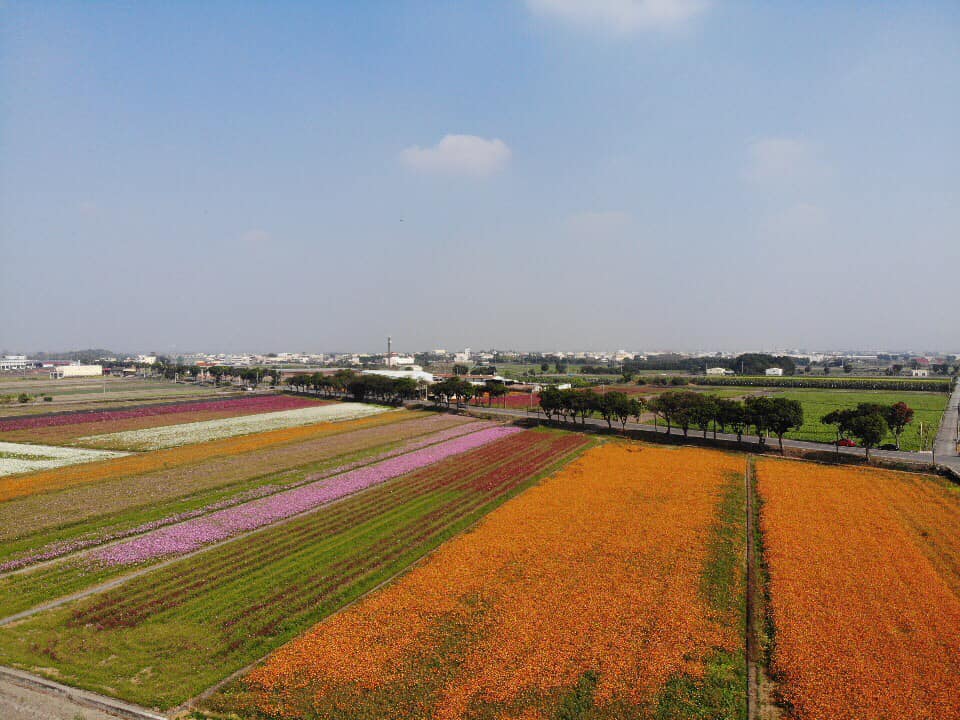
[0,441,129,477]
[76,403,392,451]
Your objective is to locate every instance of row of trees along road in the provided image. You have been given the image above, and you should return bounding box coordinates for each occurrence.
[539,389,805,454]
[286,371,425,404]
[821,401,915,458]
[432,378,510,408]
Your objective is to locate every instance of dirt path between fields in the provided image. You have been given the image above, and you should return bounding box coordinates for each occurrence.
[746,459,786,720]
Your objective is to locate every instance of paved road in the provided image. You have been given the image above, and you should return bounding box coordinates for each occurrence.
[458,404,941,467]
[933,381,960,472]
[0,676,122,720]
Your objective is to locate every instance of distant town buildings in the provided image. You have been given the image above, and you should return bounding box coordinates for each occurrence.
[0,355,30,371]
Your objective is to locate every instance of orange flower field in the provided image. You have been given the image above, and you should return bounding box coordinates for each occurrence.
[234,443,744,719]
[757,459,960,720]
[0,411,406,502]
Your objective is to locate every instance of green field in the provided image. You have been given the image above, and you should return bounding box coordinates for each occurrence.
[0,376,229,416]
[769,388,947,451]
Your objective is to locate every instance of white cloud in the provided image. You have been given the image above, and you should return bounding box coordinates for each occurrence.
[400,134,511,177]
[526,0,710,33]
[746,137,819,183]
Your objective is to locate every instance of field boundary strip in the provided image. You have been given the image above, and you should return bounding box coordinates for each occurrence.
[177,432,595,716]
[0,665,166,720]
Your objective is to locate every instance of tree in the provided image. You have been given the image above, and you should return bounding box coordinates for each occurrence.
[691,394,718,439]
[627,397,646,429]
[848,412,886,461]
[598,391,626,429]
[347,379,368,401]
[767,398,804,454]
[745,396,776,445]
[714,398,743,441]
[649,393,676,434]
[453,364,469,376]
[539,387,562,421]
[484,380,509,407]
[540,362,549,373]
[885,401,914,450]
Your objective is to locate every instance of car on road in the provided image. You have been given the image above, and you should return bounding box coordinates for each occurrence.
[836,438,857,447]
[878,443,899,451]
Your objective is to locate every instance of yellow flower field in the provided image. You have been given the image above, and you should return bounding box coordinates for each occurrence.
[229,443,744,719]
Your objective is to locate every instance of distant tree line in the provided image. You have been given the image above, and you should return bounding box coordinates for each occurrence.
[286,370,424,404]
[539,389,646,431]
[431,378,510,408]
[537,389,804,453]
[691,375,950,392]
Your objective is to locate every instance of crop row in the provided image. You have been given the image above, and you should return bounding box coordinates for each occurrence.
[90,425,521,565]
[0,394,323,443]
[0,441,128,478]
[223,442,744,720]
[0,416,490,573]
[0,429,588,708]
[72,430,563,627]
[74,402,389,451]
[0,410,405,504]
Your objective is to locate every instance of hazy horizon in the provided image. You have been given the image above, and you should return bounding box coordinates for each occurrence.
[3,2,958,352]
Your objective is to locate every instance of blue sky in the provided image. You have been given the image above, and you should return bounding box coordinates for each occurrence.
[2,1,958,354]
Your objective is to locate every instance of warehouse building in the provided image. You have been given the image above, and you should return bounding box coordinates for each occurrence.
[51,364,103,379]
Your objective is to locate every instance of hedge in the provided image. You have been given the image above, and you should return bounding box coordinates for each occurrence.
[687,375,951,392]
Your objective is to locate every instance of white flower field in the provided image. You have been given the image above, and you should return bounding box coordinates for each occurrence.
[74,402,392,451]
[0,441,129,477]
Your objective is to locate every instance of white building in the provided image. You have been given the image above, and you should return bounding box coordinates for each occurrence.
[386,355,416,368]
[363,369,434,383]
[51,364,103,379]
[136,355,158,365]
[765,367,784,376]
[706,367,731,376]
[910,368,930,377]
[0,355,31,371]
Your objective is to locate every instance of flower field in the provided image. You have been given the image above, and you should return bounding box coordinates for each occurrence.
[74,401,389,450]
[0,429,591,708]
[0,413,476,572]
[212,443,747,720]
[0,441,128,477]
[757,459,960,719]
[92,425,520,565]
[0,420,513,620]
[0,410,405,503]
[0,394,325,444]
